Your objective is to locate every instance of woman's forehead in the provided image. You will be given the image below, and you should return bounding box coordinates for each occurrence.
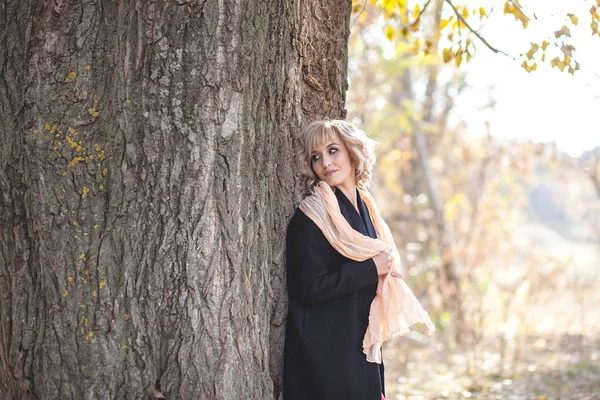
[309,130,340,152]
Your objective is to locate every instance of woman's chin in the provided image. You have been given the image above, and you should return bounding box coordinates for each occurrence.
[321,177,339,186]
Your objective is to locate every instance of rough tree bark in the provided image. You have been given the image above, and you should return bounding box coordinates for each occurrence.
[0,0,351,398]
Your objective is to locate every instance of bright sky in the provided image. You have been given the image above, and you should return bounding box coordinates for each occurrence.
[455,0,600,156]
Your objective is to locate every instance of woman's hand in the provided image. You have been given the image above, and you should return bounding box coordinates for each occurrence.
[373,248,404,278]
[372,248,392,275]
[391,271,403,279]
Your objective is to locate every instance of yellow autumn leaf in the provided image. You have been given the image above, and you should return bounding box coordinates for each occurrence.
[479,7,486,16]
[525,43,539,59]
[567,13,579,25]
[410,19,420,32]
[425,39,435,53]
[440,19,449,29]
[455,52,463,67]
[521,61,537,73]
[554,25,571,38]
[382,0,394,12]
[461,8,468,18]
[442,48,453,63]
[505,2,529,28]
[551,57,567,71]
[384,26,395,42]
[412,3,421,19]
[561,44,575,57]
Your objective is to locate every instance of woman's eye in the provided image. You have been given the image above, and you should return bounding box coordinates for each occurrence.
[329,148,338,154]
[311,155,320,162]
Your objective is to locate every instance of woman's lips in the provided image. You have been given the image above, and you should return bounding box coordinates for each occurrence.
[324,170,337,176]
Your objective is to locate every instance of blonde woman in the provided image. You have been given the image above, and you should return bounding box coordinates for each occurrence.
[283,120,403,400]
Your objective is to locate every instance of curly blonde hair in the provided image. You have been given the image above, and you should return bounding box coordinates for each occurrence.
[295,120,378,192]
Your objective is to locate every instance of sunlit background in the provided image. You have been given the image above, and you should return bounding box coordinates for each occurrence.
[347,0,600,398]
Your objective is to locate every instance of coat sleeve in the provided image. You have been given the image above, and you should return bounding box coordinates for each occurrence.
[287,211,379,305]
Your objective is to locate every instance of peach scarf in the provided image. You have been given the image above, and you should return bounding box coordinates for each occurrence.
[299,181,435,364]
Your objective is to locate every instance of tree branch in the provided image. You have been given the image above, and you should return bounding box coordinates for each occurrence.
[350,0,369,28]
[445,0,514,59]
[412,0,433,25]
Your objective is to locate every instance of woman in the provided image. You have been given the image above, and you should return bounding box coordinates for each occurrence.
[283,120,402,400]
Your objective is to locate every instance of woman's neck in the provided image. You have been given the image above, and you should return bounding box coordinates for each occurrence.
[335,181,358,211]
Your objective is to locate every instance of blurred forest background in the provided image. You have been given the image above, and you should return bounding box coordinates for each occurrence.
[347,0,600,398]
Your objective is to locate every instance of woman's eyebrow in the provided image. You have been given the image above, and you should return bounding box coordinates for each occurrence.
[311,142,339,153]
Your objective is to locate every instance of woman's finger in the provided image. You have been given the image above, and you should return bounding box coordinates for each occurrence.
[391,271,403,279]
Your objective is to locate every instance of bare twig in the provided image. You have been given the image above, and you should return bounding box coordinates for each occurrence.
[350,0,369,28]
[445,0,514,59]
[412,0,433,25]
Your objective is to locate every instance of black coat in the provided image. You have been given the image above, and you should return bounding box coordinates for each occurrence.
[283,188,385,400]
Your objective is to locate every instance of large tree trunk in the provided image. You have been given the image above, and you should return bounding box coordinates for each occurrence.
[0,0,350,398]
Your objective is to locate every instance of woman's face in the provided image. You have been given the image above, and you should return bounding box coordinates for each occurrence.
[310,134,355,188]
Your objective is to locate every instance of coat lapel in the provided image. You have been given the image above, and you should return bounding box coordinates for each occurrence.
[357,190,377,239]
